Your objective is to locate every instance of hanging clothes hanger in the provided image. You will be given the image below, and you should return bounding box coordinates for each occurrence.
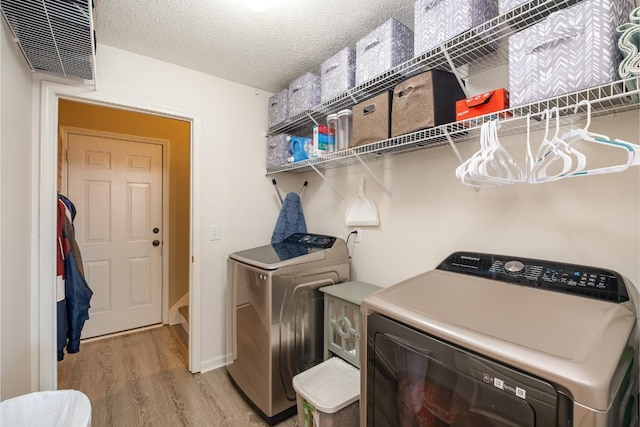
[524,112,535,178]
[476,120,526,185]
[529,108,576,183]
[561,100,640,177]
[549,107,587,176]
[457,120,524,187]
[456,121,504,187]
[561,100,609,143]
[456,103,640,187]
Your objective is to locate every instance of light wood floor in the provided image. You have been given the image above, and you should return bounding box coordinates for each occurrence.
[58,325,298,427]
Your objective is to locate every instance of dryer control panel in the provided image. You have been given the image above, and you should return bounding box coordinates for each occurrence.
[437,252,629,303]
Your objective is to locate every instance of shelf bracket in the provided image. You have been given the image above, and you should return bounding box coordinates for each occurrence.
[309,163,347,199]
[347,90,358,105]
[444,131,465,165]
[445,131,480,195]
[306,112,319,126]
[441,45,469,98]
[351,150,392,197]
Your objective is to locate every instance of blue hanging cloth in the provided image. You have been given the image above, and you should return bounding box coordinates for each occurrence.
[271,192,307,244]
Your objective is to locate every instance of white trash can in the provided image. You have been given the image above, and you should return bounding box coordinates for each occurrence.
[0,390,91,427]
[292,357,360,427]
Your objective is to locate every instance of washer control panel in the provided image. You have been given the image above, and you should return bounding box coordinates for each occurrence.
[283,233,337,249]
[437,252,629,303]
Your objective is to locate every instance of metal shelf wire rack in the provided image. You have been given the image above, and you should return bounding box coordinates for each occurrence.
[266,0,587,137]
[266,78,640,174]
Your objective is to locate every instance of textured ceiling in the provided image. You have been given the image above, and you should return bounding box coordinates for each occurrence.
[94,0,415,93]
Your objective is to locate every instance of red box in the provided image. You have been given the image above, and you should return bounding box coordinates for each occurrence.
[455,89,511,121]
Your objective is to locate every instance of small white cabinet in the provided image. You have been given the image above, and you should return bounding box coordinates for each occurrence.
[320,281,381,368]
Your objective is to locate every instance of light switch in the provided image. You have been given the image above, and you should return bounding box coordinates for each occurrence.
[210,225,221,241]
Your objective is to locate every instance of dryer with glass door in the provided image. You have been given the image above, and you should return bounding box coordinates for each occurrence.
[361,251,639,427]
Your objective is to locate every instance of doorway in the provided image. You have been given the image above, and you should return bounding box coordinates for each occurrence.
[38,82,203,390]
[61,128,168,338]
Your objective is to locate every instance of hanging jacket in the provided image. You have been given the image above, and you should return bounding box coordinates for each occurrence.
[56,199,69,361]
[64,248,93,353]
[56,195,93,360]
[58,193,85,277]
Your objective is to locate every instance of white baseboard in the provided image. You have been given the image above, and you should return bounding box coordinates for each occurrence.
[168,292,189,325]
[200,354,231,373]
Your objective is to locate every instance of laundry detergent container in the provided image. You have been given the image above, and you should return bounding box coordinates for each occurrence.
[0,390,92,427]
[292,357,360,427]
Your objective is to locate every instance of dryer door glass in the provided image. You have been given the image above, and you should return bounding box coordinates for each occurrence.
[365,314,559,427]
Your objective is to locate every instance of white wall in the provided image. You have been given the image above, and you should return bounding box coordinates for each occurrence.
[299,111,640,293]
[94,45,278,369]
[1,20,35,399]
[296,65,640,294]
[30,44,279,373]
[293,64,640,294]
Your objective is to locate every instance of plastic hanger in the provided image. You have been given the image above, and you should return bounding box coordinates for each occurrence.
[457,121,504,187]
[529,108,574,183]
[524,112,535,178]
[549,107,587,176]
[457,120,524,187]
[479,120,526,184]
[561,100,640,177]
[561,100,609,144]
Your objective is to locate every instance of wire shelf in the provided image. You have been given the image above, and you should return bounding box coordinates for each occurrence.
[266,78,640,174]
[266,0,587,137]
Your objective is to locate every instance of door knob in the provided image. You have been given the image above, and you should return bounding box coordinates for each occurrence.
[153,240,160,247]
[153,227,160,234]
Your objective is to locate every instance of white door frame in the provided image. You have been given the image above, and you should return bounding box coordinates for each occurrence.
[60,126,171,330]
[36,81,202,390]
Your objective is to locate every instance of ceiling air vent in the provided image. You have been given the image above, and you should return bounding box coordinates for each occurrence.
[1,0,95,81]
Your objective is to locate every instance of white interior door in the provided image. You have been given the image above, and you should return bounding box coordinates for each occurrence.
[67,134,163,338]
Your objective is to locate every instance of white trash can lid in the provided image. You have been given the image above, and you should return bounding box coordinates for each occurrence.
[292,357,360,413]
[1,390,91,427]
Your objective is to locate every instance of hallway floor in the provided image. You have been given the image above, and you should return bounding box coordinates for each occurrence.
[58,325,298,427]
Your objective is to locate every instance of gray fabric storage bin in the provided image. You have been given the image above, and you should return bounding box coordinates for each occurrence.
[321,47,356,103]
[509,0,631,107]
[498,0,527,14]
[268,89,288,128]
[355,18,413,86]
[266,134,290,169]
[288,72,321,118]
[414,0,498,56]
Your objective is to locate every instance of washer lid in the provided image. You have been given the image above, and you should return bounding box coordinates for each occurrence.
[229,233,340,270]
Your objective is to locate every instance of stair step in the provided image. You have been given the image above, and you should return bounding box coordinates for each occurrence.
[178,305,189,336]
[178,305,189,321]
